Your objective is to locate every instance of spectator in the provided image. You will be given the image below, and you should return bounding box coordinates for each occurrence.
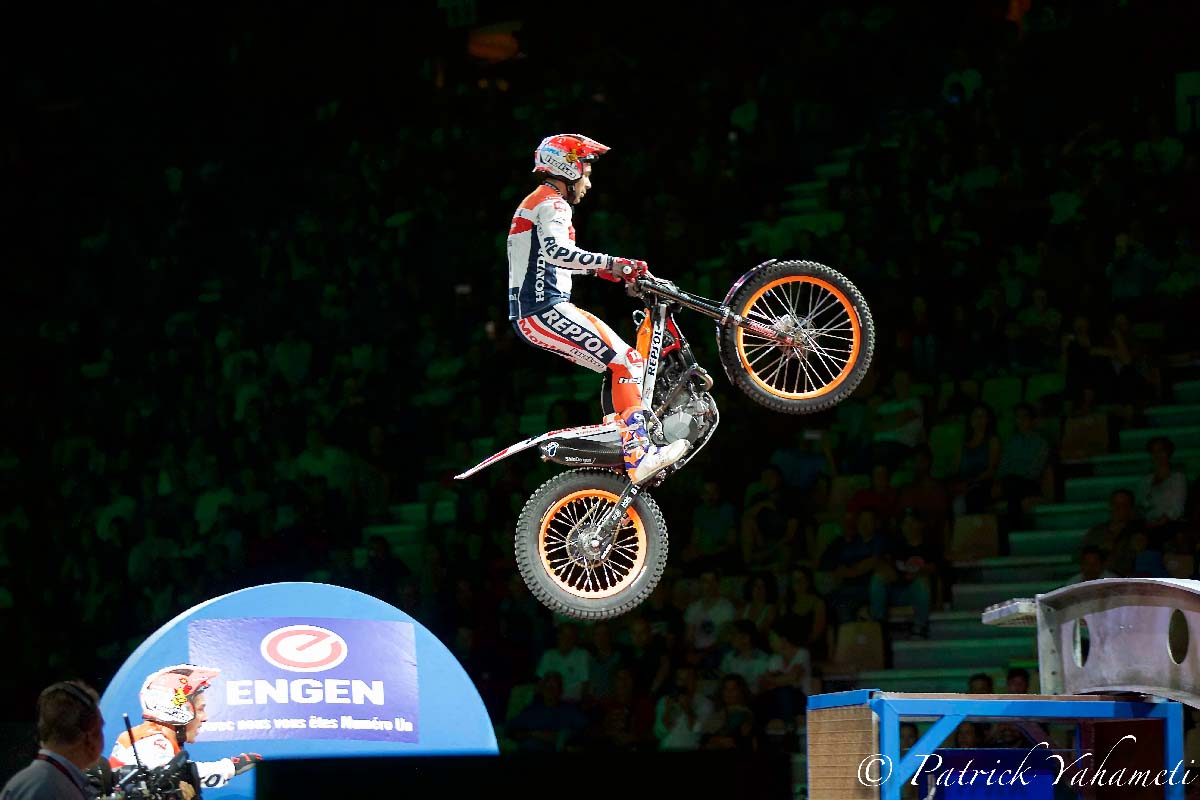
[869,369,925,470]
[897,446,951,550]
[536,624,590,704]
[1067,546,1118,585]
[737,573,778,643]
[1079,489,1142,577]
[1015,288,1062,359]
[897,295,938,378]
[870,509,939,638]
[1006,667,1030,693]
[848,462,901,533]
[590,667,654,751]
[1139,437,1188,532]
[719,620,773,694]
[769,430,837,493]
[585,622,623,703]
[507,671,588,753]
[952,403,1001,515]
[740,467,799,569]
[1161,529,1197,580]
[988,667,1047,747]
[682,480,738,574]
[653,665,713,751]
[684,571,737,669]
[780,567,828,660]
[700,675,756,751]
[2,680,106,800]
[760,616,812,731]
[625,616,670,698]
[820,508,884,626]
[641,580,686,656]
[955,722,982,747]
[992,402,1051,525]
[968,673,994,694]
[1062,315,1112,403]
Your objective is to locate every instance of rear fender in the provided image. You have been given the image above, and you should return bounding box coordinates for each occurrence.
[454,421,622,480]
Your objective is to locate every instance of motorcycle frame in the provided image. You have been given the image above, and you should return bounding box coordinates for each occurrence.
[454,260,785,483]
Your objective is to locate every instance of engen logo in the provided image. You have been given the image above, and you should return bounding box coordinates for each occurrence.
[260,625,349,673]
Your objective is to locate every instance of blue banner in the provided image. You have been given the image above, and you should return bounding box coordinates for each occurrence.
[99,582,497,800]
[189,617,419,743]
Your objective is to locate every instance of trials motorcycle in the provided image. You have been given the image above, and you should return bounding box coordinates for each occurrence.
[456,260,874,620]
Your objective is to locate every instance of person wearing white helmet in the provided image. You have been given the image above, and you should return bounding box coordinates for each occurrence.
[108,664,260,792]
[508,133,688,485]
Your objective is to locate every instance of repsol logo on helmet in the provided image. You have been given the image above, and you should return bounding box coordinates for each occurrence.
[540,154,575,175]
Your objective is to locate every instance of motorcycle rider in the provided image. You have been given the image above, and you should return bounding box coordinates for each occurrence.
[108,664,261,791]
[508,133,688,485]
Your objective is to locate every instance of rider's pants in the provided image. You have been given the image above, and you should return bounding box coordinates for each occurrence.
[513,302,644,415]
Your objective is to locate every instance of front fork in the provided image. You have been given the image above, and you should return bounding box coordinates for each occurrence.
[591,479,640,558]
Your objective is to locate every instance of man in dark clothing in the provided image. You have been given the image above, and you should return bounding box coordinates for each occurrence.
[819,508,885,625]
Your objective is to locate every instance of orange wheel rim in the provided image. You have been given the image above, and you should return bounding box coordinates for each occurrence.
[538,489,648,599]
[735,276,861,400]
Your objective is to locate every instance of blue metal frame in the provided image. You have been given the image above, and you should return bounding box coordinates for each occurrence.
[808,690,1185,800]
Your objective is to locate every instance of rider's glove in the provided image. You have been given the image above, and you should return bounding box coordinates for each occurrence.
[230,753,263,775]
[596,263,622,283]
[610,257,649,283]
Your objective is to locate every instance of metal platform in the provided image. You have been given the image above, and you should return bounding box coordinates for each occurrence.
[807,689,1185,800]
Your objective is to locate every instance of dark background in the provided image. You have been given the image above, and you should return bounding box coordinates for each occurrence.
[3,0,1199,793]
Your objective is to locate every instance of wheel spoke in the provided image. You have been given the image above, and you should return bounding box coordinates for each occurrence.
[760,354,787,387]
[797,353,816,393]
[757,289,790,323]
[768,285,798,320]
[808,339,848,378]
[806,290,840,322]
[747,344,781,369]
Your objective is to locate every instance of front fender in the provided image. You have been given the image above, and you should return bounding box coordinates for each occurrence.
[714,258,777,384]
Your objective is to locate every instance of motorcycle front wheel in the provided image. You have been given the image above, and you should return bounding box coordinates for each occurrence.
[718,259,874,414]
[514,468,667,620]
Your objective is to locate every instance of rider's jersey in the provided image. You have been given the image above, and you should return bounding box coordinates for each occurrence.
[109,721,236,790]
[508,183,615,320]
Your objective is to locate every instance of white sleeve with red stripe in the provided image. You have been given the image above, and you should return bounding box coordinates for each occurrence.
[537,197,613,274]
[110,735,236,789]
[195,758,237,789]
[110,733,176,770]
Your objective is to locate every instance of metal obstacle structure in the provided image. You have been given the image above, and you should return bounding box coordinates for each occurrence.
[983,578,1200,708]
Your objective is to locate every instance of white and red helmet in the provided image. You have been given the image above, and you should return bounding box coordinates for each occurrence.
[532,133,610,182]
[139,664,220,726]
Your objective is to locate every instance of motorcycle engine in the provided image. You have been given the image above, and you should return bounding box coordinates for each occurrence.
[660,394,714,444]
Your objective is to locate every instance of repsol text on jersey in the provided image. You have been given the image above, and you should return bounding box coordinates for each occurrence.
[542,236,601,266]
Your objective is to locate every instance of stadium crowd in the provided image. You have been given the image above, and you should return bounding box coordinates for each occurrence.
[5,0,1199,761]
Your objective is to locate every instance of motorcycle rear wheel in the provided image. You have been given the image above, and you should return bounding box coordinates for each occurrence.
[515,468,667,620]
[718,259,874,414]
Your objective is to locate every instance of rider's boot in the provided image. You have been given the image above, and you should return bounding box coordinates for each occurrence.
[619,406,688,485]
